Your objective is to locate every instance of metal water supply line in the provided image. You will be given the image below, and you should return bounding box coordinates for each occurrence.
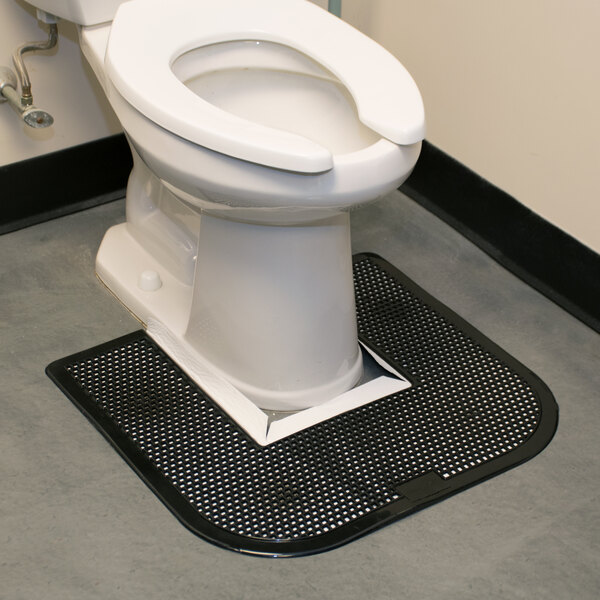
[0,9,57,128]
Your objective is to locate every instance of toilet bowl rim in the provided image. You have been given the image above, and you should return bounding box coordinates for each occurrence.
[105,0,425,174]
[104,70,420,213]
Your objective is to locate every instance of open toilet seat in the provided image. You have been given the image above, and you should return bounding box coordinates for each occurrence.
[105,0,425,173]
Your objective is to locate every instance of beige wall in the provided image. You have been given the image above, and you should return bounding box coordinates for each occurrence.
[0,0,120,166]
[342,0,600,253]
[2,0,598,252]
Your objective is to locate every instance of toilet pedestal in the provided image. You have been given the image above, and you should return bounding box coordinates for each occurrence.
[185,212,363,410]
[96,199,363,411]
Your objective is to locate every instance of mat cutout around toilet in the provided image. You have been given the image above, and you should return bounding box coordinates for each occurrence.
[46,253,558,557]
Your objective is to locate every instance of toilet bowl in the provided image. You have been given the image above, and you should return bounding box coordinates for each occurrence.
[29,0,425,410]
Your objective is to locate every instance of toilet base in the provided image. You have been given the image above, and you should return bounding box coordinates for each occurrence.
[96,214,363,410]
[96,223,192,336]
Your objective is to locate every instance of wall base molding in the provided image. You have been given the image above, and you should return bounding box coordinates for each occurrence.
[401,141,599,333]
[0,134,131,236]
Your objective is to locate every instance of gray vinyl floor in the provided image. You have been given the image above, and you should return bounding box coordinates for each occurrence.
[2,191,599,599]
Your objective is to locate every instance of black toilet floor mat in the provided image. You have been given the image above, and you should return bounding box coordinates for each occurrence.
[46,253,558,557]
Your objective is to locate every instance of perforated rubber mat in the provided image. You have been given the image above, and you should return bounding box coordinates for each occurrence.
[47,253,558,556]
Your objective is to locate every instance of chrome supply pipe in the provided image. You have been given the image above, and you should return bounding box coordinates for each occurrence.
[12,20,58,107]
[2,9,58,127]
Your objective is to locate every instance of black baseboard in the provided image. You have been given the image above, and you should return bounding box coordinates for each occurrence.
[0,134,132,235]
[400,141,600,333]
[2,134,598,333]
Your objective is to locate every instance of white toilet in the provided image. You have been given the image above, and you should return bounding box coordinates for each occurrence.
[30,0,425,410]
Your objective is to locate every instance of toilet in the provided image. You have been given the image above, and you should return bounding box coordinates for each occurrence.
[30,0,425,410]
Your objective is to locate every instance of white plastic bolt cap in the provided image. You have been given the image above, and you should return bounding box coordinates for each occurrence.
[138,270,162,291]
